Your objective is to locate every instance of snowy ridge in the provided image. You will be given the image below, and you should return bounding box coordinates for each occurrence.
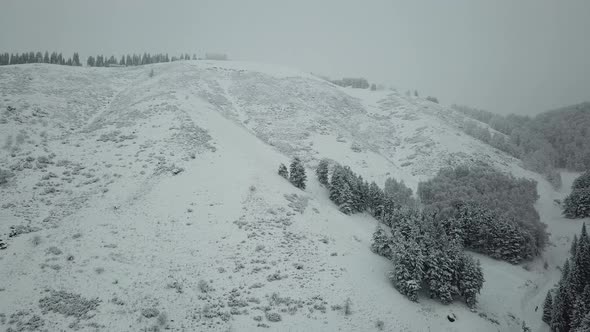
[0,61,586,331]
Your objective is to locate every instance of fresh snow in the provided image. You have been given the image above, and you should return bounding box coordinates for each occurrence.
[0,61,587,331]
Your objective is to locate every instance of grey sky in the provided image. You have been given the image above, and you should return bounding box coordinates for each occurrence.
[1,0,589,115]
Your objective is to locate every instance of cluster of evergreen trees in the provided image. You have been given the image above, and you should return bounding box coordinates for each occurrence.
[454,103,590,187]
[543,224,590,331]
[453,202,536,263]
[317,159,484,306]
[564,171,590,219]
[0,51,81,66]
[371,209,484,307]
[86,53,197,67]
[278,157,306,189]
[417,165,547,261]
[317,158,414,218]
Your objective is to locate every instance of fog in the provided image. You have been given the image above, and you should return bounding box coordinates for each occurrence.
[1,0,589,115]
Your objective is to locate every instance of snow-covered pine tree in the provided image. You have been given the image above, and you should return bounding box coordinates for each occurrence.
[371,227,393,259]
[571,285,590,330]
[338,182,354,215]
[572,234,580,256]
[573,171,590,190]
[551,260,572,332]
[426,240,458,304]
[368,181,384,217]
[543,291,553,324]
[389,225,424,302]
[316,159,329,186]
[576,312,590,332]
[289,157,307,189]
[330,165,345,205]
[457,254,484,308]
[278,163,288,179]
[564,188,590,218]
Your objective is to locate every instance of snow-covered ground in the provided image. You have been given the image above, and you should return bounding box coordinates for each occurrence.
[0,61,586,331]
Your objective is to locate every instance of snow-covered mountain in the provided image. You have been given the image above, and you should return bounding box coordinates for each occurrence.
[0,61,585,331]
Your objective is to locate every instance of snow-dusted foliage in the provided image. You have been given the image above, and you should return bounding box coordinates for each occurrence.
[453,202,537,263]
[573,171,590,190]
[545,224,590,331]
[418,165,547,260]
[326,162,414,217]
[278,163,288,179]
[0,168,14,185]
[315,158,329,186]
[542,291,553,324]
[564,171,590,219]
[454,103,590,187]
[383,177,416,209]
[289,157,307,189]
[370,227,393,259]
[377,209,484,306]
[564,189,590,219]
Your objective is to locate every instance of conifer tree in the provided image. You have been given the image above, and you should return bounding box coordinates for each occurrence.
[543,291,553,324]
[316,159,329,186]
[278,163,288,179]
[289,157,306,189]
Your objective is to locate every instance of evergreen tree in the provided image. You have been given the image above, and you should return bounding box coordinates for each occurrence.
[564,188,590,218]
[543,291,553,324]
[389,224,424,301]
[371,227,393,259]
[43,51,49,63]
[551,260,572,331]
[457,254,484,308]
[330,166,345,205]
[368,181,384,217]
[73,52,81,66]
[278,163,288,179]
[289,157,306,189]
[575,312,590,332]
[572,234,579,256]
[316,159,329,186]
[87,56,95,67]
[573,171,590,190]
[338,182,354,214]
[571,286,590,330]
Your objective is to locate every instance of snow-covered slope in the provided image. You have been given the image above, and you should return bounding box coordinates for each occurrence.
[0,61,586,331]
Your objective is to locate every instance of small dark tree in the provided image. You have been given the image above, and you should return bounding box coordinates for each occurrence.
[87,56,95,67]
[278,163,288,179]
[289,157,306,189]
[542,291,552,324]
[316,159,329,186]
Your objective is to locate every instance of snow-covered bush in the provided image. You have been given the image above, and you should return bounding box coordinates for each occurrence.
[0,168,14,186]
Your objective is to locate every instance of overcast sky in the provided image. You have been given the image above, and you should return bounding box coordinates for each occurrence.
[1,0,589,115]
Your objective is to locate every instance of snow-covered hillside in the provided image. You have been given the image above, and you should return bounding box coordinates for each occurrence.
[0,61,586,331]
